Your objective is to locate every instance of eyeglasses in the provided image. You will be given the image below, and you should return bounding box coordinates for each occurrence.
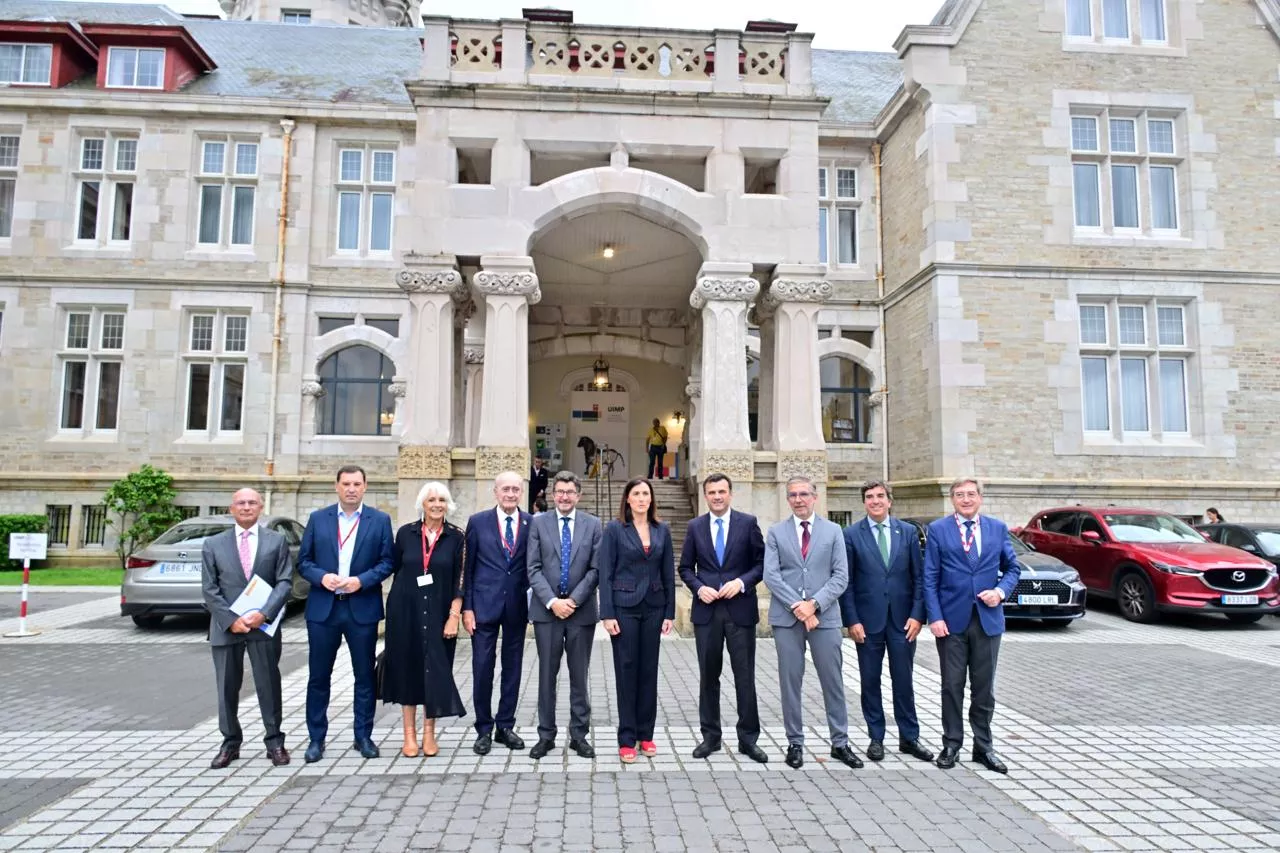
[787,492,813,499]
[552,489,578,497]
[952,491,980,499]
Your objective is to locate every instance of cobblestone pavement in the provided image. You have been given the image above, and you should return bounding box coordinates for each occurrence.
[1,587,1278,851]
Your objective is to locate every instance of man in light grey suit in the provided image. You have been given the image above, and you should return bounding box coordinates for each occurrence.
[526,470,603,760]
[200,488,294,769]
[763,475,862,770]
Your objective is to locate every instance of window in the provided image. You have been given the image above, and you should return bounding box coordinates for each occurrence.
[74,134,136,245]
[0,43,52,85]
[817,161,859,266]
[335,145,396,255]
[318,316,355,335]
[106,47,165,89]
[58,308,124,434]
[81,505,108,547]
[281,9,312,22]
[1070,110,1180,235]
[1066,0,1167,44]
[317,345,396,436]
[46,505,71,547]
[0,134,17,238]
[176,505,201,520]
[183,311,249,437]
[819,357,872,444]
[196,138,259,248]
[1078,299,1192,439]
[365,317,399,337]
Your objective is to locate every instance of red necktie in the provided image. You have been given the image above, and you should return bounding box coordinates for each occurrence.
[800,521,811,560]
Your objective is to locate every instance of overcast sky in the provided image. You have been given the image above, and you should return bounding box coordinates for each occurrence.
[115,0,945,51]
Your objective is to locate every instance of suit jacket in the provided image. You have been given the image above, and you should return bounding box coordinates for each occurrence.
[527,509,602,625]
[923,514,1021,636]
[201,524,292,646]
[598,519,676,620]
[463,507,533,624]
[678,509,765,626]
[838,516,925,635]
[298,503,395,625]
[529,465,549,500]
[763,515,848,629]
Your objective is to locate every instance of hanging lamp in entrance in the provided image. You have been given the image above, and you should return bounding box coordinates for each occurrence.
[593,356,610,388]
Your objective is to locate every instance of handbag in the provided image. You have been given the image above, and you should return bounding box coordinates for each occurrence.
[374,649,387,700]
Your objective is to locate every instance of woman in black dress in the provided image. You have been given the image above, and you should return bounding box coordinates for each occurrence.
[382,481,466,757]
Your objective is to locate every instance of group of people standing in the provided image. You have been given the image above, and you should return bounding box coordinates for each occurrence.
[200,464,1021,774]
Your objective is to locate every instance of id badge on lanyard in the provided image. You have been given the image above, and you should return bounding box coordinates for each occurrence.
[418,526,440,588]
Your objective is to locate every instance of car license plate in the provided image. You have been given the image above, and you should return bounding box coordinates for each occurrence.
[152,562,201,577]
[1017,594,1059,605]
[1221,594,1258,605]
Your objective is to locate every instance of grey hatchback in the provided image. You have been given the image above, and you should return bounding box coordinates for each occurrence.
[120,515,309,628]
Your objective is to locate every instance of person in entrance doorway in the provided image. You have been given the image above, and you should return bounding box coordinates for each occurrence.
[924,477,1021,774]
[678,473,768,764]
[645,418,668,479]
[463,471,532,755]
[838,480,933,765]
[200,487,293,769]
[298,465,395,763]
[763,476,859,770]
[529,456,549,514]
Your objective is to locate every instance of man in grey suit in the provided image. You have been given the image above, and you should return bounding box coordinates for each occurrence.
[763,475,862,770]
[526,470,603,760]
[200,488,294,769]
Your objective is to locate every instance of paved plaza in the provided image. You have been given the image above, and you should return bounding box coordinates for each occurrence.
[1,587,1277,852]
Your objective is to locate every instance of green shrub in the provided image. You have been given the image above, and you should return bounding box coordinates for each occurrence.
[1,514,48,571]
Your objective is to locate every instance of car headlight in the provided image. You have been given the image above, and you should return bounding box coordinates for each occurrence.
[1150,560,1201,576]
[1060,570,1081,584]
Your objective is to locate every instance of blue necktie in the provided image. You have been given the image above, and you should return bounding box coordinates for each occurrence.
[559,516,571,596]
[504,515,515,555]
[714,517,726,565]
[964,520,978,567]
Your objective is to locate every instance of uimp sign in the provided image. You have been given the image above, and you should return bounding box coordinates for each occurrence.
[8,533,48,561]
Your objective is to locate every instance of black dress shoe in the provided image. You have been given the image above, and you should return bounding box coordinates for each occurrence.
[972,750,1008,774]
[898,739,935,762]
[303,741,324,763]
[209,747,239,769]
[936,746,959,769]
[692,739,722,759]
[830,745,865,769]
[738,742,769,764]
[267,746,290,767]
[529,739,555,760]
[494,728,525,750]
[353,737,380,759]
[569,738,595,759]
[785,744,804,769]
[866,740,885,762]
[473,732,493,755]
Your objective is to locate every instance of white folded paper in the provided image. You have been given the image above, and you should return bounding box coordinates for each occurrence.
[230,575,285,637]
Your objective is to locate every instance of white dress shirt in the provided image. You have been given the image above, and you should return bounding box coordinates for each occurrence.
[792,514,816,551]
[337,503,363,578]
[496,506,520,546]
[709,509,731,551]
[866,515,892,561]
[954,512,983,556]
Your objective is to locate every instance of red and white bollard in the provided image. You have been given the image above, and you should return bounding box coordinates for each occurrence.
[4,557,42,638]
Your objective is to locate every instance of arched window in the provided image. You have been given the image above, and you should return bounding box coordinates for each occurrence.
[819,356,871,443]
[317,345,395,436]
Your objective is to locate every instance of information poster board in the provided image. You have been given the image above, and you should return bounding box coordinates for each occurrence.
[568,391,631,481]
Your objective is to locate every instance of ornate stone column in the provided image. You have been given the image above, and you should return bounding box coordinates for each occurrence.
[473,256,540,478]
[765,265,831,486]
[394,254,463,486]
[450,295,476,446]
[690,263,758,484]
[750,301,777,451]
[462,346,484,447]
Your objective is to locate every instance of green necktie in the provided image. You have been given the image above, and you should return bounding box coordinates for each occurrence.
[875,522,889,567]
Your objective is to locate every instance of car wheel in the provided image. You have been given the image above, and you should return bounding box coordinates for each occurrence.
[1115,570,1157,623]
[131,614,165,629]
[1224,613,1263,625]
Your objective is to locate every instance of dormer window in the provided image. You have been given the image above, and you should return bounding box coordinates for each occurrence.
[281,10,312,24]
[106,46,165,88]
[0,43,53,85]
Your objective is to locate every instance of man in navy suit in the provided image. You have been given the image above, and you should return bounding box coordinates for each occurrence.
[298,465,395,763]
[924,477,1021,774]
[678,473,768,764]
[838,480,934,765]
[463,470,532,755]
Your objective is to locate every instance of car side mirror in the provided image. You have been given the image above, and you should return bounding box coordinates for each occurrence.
[1081,530,1102,544]
[1241,543,1259,553]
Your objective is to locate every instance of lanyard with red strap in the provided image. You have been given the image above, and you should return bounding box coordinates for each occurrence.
[954,514,977,554]
[497,513,517,558]
[338,512,361,550]
[420,524,443,575]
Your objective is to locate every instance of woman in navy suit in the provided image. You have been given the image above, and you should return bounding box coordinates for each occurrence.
[599,477,675,763]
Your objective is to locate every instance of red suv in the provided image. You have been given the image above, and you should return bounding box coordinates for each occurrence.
[1019,506,1279,624]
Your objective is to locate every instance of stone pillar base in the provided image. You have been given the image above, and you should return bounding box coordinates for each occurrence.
[475,446,529,480]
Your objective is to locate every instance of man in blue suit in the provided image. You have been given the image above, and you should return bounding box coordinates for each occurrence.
[678,473,768,764]
[463,470,532,755]
[298,465,395,763]
[838,480,934,765]
[924,477,1021,774]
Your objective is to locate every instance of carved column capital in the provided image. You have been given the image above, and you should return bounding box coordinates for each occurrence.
[684,379,701,399]
[300,379,325,398]
[472,269,542,304]
[690,276,760,310]
[388,381,408,399]
[396,267,464,295]
[764,277,833,310]
[463,347,485,365]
